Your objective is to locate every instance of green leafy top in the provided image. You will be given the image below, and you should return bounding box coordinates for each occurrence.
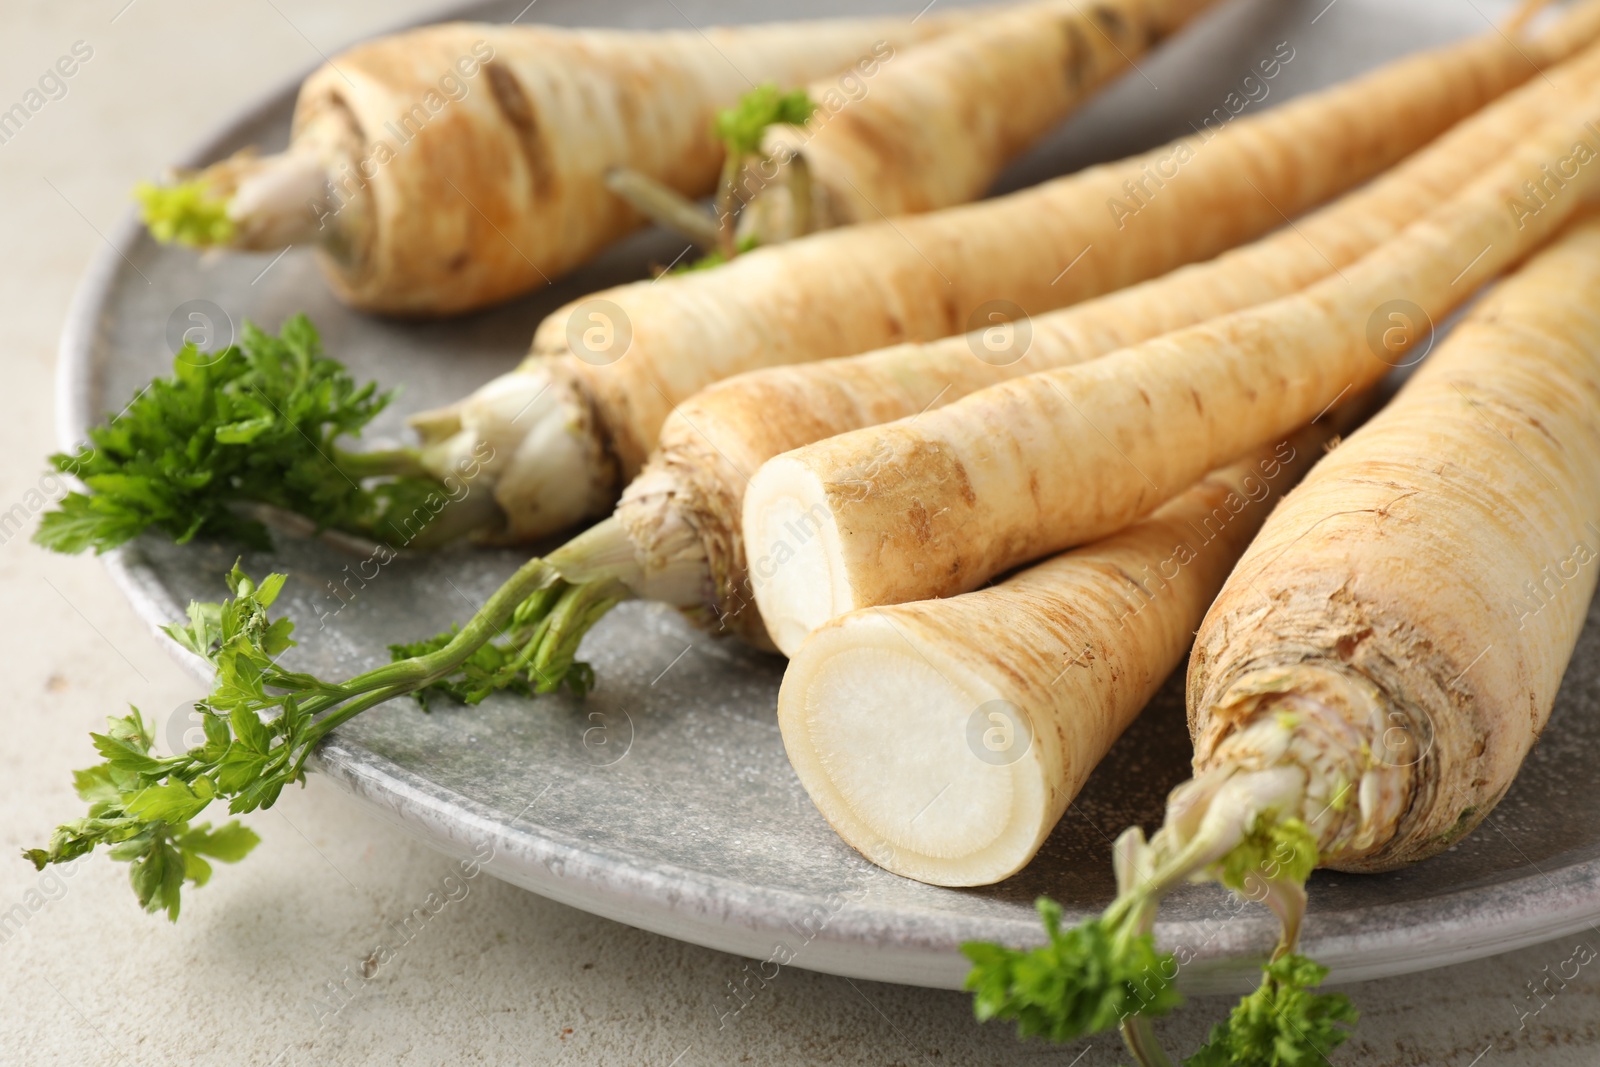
[963,899,1183,1044]
[715,83,817,156]
[20,563,326,919]
[27,557,590,918]
[135,179,237,247]
[23,701,261,921]
[962,774,1349,1065]
[35,314,451,555]
[1183,954,1356,1067]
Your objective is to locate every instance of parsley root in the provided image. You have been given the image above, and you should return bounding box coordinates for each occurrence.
[419,13,1588,539]
[776,431,1335,888]
[412,25,1600,680]
[743,62,1600,653]
[136,15,971,315]
[965,173,1600,1067]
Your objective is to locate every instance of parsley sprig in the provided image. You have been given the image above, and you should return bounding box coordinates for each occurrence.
[27,557,577,917]
[604,83,819,273]
[1185,954,1355,1067]
[37,314,488,555]
[963,785,1357,1065]
[22,706,261,921]
[964,900,1182,1042]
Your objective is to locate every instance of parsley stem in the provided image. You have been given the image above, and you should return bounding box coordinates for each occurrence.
[293,682,414,774]
[1121,1014,1176,1067]
[350,556,560,692]
[332,446,431,480]
[603,167,722,250]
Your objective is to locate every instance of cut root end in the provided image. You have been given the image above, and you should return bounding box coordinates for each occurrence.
[745,456,852,657]
[778,613,1051,886]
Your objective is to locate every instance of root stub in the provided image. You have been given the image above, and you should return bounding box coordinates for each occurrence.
[778,615,1054,887]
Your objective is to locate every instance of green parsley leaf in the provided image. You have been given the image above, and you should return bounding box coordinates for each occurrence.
[34,314,460,555]
[1183,954,1357,1066]
[963,899,1182,1044]
[715,84,818,156]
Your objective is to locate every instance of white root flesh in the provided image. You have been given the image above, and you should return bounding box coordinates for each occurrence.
[778,431,1341,886]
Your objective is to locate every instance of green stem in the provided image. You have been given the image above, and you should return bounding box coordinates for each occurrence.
[291,682,413,779]
[715,152,744,260]
[604,167,722,250]
[529,578,632,690]
[787,152,813,239]
[385,557,559,683]
[273,560,562,775]
[1121,1015,1176,1067]
[333,446,431,480]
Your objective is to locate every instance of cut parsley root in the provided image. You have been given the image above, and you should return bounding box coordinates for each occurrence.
[136,16,970,316]
[743,69,1600,654]
[26,557,584,916]
[36,315,502,555]
[777,430,1335,888]
[415,15,1589,540]
[964,192,1600,1067]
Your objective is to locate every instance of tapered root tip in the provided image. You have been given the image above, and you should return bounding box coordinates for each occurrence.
[745,457,852,657]
[777,614,1052,887]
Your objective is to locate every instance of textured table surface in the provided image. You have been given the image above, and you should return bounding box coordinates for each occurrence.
[2,1,1598,1064]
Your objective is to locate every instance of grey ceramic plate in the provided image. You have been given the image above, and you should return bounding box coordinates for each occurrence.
[58,0,1600,995]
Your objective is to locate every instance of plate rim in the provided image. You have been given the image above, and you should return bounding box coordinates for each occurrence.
[55,0,1600,995]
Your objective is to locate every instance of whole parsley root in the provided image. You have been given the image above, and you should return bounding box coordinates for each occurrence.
[617,0,1222,266]
[132,16,973,315]
[36,314,501,555]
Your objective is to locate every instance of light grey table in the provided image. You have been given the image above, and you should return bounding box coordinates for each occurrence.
[1,1,1595,1064]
